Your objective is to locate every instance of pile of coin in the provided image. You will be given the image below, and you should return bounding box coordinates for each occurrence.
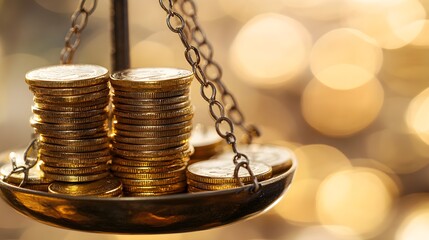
[189,124,224,164]
[110,68,194,196]
[48,177,123,197]
[186,159,272,192]
[211,144,295,176]
[25,65,112,185]
[0,150,53,191]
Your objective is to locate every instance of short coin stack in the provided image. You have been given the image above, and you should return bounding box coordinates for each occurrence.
[110,68,194,197]
[186,159,272,192]
[189,124,224,164]
[48,177,123,197]
[25,65,112,185]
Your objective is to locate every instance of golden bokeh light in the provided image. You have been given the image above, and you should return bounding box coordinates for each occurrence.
[282,0,349,21]
[396,196,429,240]
[274,179,321,224]
[230,13,311,89]
[218,0,281,22]
[131,40,176,68]
[34,0,76,13]
[314,64,374,90]
[344,0,426,49]
[294,226,362,240]
[316,167,396,237]
[301,78,384,137]
[310,28,383,85]
[293,144,352,181]
[274,145,352,224]
[406,87,429,145]
[409,20,429,47]
[366,130,429,174]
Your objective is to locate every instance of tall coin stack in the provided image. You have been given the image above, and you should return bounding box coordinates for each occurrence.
[110,68,193,197]
[25,65,112,185]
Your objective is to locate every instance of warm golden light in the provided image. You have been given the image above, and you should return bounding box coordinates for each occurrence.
[396,198,429,240]
[301,79,384,137]
[20,224,68,240]
[294,226,362,240]
[310,28,383,85]
[344,0,426,49]
[282,0,349,21]
[34,0,75,13]
[230,13,311,88]
[406,87,429,145]
[131,40,176,68]
[274,145,352,224]
[317,167,396,237]
[409,20,429,47]
[365,130,429,174]
[218,0,281,22]
[315,64,374,90]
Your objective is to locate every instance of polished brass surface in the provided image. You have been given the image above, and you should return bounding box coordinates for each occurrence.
[0,157,296,234]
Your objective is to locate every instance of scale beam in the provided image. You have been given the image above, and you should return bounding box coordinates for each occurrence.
[111,0,130,72]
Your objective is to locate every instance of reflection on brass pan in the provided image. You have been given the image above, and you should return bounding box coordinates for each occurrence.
[0,157,296,233]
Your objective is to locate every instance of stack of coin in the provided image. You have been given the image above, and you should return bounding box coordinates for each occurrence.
[189,124,224,164]
[25,65,112,184]
[110,68,194,196]
[48,177,123,197]
[210,144,295,176]
[186,159,272,192]
[0,150,53,191]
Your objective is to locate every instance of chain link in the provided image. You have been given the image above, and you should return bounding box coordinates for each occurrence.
[60,0,97,64]
[4,139,39,187]
[159,0,261,192]
[175,0,260,144]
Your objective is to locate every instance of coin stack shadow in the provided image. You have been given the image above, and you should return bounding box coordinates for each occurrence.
[110,68,194,197]
[25,65,114,189]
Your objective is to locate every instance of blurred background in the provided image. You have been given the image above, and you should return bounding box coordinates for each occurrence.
[1,0,429,239]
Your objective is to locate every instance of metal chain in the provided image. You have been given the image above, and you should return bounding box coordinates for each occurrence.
[60,0,98,64]
[174,0,260,144]
[4,139,39,187]
[159,0,261,192]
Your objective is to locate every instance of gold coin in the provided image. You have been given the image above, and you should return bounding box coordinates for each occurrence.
[210,144,295,175]
[32,107,108,119]
[40,148,110,159]
[40,154,110,168]
[113,105,193,120]
[34,112,108,124]
[112,83,190,92]
[33,88,110,104]
[125,188,185,197]
[113,101,190,112]
[112,94,188,106]
[113,157,186,167]
[113,120,192,132]
[120,175,186,186]
[1,159,52,185]
[44,171,110,183]
[113,125,192,138]
[187,179,241,191]
[187,185,206,193]
[113,132,190,145]
[186,159,272,184]
[112,144,189,158]
[110,68,192,90]
[34,96,110,107]
[35,126,108,139]
[34,102,108,112]
[113,166,186,179]
[114,114,193,126]
[40,163,109,175]
[123,181,186,193]
[29,82,108,96]
[111,163,184,174]
[112,141,186,151]
[31,118,106,131]
[48,177,122,197]
[25,64,109,88]
[190,124,224,159]
[112,147,193,161]
[113,88,189,99]
[39,136,109,146]
[40,142,110,153]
